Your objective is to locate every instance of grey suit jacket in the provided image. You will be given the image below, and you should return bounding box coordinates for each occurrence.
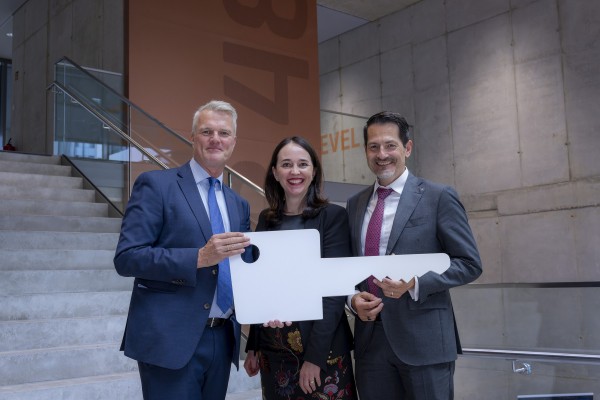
[347,173,482,366]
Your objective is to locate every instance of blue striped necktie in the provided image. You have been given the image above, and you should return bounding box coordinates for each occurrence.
[207,177,233,312]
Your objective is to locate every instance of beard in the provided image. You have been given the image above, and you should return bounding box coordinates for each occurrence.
[377,169,396,182]
[371,157,397,182]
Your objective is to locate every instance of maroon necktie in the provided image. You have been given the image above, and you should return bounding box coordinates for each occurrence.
[364,187,393,295]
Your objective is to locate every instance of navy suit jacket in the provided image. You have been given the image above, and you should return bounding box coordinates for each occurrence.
[347,173,482,366]
[114,162,250,370]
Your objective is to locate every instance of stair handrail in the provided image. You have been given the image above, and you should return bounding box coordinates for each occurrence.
[52,56,265,195]
[48,80,169,170]
[461,348,600,364]
[55,56,190,147]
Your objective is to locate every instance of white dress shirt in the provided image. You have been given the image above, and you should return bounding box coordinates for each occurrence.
[360,170,408,257]
[189,158,233,318]
[349,168,419,309]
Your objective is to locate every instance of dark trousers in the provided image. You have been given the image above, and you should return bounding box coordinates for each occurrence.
[138,322,234,400]
[355,322,455,400]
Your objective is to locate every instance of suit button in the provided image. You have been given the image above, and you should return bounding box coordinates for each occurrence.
[204,303,211,310]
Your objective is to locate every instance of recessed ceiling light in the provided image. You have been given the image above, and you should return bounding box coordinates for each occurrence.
[6,33,13,37]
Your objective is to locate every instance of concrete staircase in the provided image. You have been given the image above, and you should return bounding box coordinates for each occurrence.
[0,151,261,399]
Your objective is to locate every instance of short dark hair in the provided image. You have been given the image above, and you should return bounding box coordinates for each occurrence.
[363,111,411,146]
[263,136,328,226]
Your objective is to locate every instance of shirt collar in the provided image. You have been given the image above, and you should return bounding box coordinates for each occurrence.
[189,158,224,187]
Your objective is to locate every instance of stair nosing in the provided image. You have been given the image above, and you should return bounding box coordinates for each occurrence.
[0,371,140,392]
[0,341,122,357]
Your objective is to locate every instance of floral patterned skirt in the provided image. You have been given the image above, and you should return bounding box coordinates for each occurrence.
[257,324,355,400]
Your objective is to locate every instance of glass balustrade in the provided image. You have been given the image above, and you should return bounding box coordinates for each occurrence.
[52,57,265,219]
[453,283,600,398]
[455,355,598,399]
[320,109,373,185]
[53,86,164,212]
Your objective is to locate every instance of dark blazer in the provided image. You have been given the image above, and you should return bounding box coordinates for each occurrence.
[114,162,250,370]
[347,173,482,366]
[246,203,354,371]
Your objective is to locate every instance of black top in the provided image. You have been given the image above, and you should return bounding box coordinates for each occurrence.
[245,203,354,371]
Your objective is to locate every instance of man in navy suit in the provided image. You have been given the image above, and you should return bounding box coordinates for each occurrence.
[114,100,251,400]
[347,111,482,399]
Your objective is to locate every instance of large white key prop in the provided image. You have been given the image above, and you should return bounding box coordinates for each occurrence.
[230,229,450,324]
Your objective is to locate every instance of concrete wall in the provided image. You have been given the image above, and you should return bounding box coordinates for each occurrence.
[319,0,600,284]
[319,0,600,395]
[10,0,124,155]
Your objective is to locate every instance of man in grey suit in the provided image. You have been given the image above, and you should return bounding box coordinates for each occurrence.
[347,111,482,399]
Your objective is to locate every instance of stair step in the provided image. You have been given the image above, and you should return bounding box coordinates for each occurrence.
[0,270,132,295]
[0,249,115,271]
[0,152,139,397]
[0,215,122,232]
[0,198,109,217]
[0,315,127,352]
[0,152,61,165]
[1,291,131,321]
[226,389,263,400]
[0,171,83,189]
[0,368,261,400]
[0,343,137,386]
[226,369,262,398]
[0,160,72,176]
[0,231,119,250]
[0,372,142,400]
[0,185,95,202]
[0,348,261,392]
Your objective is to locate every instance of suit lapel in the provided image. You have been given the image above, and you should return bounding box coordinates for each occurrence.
[386,174,423,254]
[176,163,211,243]
[352,187,373,256]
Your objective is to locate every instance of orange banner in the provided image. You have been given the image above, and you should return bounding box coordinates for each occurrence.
[128,0,320,185]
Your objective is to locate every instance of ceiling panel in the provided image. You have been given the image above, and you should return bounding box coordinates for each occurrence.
[0,1,422,59]
[317,0,421,21]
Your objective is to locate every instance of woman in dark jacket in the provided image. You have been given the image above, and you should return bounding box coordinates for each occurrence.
[244,136,356,399]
